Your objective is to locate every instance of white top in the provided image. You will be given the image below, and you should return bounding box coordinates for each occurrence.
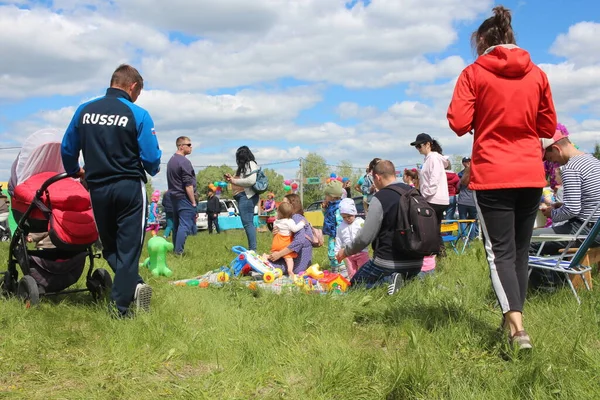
[334,217,368,254]
[419,152,449,206]
[232,161,258,199]
[274,218,305,236]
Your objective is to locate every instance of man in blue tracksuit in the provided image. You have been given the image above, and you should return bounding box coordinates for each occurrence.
[61,64,161,317]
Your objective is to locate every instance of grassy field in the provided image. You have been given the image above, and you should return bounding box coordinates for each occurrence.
[1,229,600,399]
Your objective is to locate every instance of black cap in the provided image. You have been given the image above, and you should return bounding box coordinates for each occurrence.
[462,157,471,163]
[410,133,433,146]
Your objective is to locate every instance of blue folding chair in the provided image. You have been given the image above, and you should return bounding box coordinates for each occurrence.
[440,219,477,254]
[529,203,600,303]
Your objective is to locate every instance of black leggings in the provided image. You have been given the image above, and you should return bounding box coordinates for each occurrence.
[429,203,449,254]
[475,188,541,314]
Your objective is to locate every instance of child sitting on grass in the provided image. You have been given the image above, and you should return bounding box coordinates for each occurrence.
[271,202,306,277]
[322,180,344,272]
[334,198,368,279]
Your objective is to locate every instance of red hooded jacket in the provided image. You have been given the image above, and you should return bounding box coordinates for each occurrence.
[447,45,557,190]
[446,171,460,196]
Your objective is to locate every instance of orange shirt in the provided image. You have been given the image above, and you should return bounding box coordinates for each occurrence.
[447,45,557,190]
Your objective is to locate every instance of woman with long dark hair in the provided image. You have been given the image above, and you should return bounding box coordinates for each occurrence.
[410,133,449,276]
[447,5,557,350]
[225,146,260,250]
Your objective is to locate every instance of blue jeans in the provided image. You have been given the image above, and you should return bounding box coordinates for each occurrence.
[458,204,479,240]
[163,211,174,238]
[350,259,421,289]
[172,197,196,254]
[446,196,457,220]
[235,193,259,251]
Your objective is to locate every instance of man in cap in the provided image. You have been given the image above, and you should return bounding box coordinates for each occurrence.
[531,131,600,255]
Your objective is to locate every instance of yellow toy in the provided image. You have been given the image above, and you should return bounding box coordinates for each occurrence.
[319,274,351,292]
[305,264,324,280]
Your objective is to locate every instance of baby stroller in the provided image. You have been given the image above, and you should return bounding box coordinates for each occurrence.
[0,202,10,242]
[0,129,111,307]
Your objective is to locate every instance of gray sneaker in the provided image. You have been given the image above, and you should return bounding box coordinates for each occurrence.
[134,284,153,313]
[510,331,533,350]
[387,273,404,296]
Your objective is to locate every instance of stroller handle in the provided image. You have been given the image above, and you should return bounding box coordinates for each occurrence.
[36,172,71,195]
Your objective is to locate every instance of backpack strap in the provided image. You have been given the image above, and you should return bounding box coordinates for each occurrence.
[243,162,260,178]
[381,184,411,197]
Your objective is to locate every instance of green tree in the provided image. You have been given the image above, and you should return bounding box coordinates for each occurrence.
[262,168,286,200]
[196,165,235,200]
[299,153,328,205]
[335,159,354,180]
[593,143,600,160]
[145,177,155,200]
[450,155,464,173]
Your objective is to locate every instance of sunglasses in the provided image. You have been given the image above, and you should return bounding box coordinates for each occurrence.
[181,143,192,147]
[415,144,423,149]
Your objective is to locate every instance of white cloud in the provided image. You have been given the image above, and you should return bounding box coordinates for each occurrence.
[550,22,600,66]
[0,5,169,99]
[0,0,491,98]
[2,2,600,191]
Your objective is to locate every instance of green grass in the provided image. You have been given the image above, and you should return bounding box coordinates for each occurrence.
[2,230,600,399]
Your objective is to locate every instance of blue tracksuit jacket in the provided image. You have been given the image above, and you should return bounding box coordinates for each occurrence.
[61,88,161,186]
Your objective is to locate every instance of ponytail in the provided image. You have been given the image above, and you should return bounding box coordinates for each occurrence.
[471,5,516,55]
[430,140,443,155]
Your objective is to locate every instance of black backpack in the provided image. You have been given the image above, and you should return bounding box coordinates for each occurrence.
[383,184,441,257]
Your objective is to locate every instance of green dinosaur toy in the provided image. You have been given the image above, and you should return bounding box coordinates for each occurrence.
[140,236,174,277]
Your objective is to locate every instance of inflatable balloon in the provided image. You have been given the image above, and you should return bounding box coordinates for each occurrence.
[284,179,291,185]
[284,185,291,191]
[342,177,349,183]
[330,173,336,178]
[140,236,174,277]
[291,182,298,190]
[336,176,343,182]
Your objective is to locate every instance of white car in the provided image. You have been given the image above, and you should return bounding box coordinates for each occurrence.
[196,198,239,230]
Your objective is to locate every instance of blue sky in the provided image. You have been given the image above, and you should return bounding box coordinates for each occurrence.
[1,0,599,188]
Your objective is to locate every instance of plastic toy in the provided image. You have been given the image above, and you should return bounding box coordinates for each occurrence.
[319,273,351,293]
[140,236,174,277]
[305,264,324,280]
[230,246,283,283]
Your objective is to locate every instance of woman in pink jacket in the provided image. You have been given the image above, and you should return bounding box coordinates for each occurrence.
[411,133,450,275]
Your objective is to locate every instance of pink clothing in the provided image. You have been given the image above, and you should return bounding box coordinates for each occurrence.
[419,152,449,206]
[345,252,370,279]
[422,255,436,272]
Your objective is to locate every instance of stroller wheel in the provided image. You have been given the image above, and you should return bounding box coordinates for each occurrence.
[88,268,112,300]
[0,234,10,242]
[17,276,40,308]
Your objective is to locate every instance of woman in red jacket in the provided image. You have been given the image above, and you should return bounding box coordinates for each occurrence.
[447,5,557,350]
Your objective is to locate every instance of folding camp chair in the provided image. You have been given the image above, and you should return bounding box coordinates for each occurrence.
[528,203,600,303]
[440,219,477,254]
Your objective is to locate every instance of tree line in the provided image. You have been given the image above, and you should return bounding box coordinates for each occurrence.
[146,144,600,208]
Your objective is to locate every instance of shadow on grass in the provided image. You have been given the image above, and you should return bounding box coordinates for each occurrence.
[354,301,502,349]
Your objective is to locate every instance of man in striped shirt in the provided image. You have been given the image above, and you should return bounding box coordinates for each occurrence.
[531,132,600,255]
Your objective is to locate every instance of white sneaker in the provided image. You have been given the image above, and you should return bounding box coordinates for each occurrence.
[387,273,404,296]
[134,284,152,313]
